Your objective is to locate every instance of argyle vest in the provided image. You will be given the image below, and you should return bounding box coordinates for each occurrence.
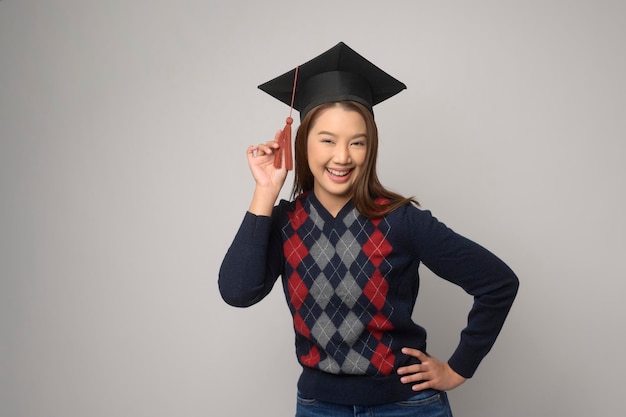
[281,196,396,376]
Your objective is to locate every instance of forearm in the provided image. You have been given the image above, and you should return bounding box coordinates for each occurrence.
[218,212,281,307]
[447,268,519,378]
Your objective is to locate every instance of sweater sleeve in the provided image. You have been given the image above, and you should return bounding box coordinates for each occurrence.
[218,210,283,307]
[404,206,519,378]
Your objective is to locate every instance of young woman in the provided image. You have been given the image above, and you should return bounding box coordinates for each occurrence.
[219,42,519,417]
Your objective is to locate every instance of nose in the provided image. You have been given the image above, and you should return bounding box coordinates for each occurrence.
[334,143,352,164]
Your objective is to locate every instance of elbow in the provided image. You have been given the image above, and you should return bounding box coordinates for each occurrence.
[219,292,247,308]
[218,283,258,308]
[508,271,520,298]
[494,260,520,300]
[221,297,255,308]
[498,270,520,310]
[218,274,267,308]
[479,269,520,310]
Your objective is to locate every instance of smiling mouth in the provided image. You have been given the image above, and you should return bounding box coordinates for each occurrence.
[326,168,352,177]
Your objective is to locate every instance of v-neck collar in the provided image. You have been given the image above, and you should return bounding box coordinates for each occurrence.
[306,192,356,222]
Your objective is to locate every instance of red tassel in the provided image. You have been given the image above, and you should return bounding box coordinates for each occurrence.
[274,116,293,170]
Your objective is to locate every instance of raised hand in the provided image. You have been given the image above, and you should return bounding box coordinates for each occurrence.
[246,130,289,216]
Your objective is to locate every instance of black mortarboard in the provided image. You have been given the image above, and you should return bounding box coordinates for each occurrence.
[258,42,407,119]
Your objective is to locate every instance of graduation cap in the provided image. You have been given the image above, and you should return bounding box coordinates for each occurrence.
[258,42,407,170]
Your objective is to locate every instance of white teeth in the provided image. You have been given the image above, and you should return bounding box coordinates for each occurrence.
[327,168,350,177]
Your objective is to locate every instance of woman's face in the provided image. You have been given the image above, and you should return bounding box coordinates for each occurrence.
[306,105,368,212]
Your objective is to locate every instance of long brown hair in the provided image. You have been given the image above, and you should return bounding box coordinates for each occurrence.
[291,101,417,218]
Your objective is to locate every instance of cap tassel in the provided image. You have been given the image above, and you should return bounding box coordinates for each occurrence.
[274,116,293,170]
[274,66,299,170]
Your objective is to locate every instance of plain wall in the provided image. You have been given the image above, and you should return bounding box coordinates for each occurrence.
[1,1,624,416]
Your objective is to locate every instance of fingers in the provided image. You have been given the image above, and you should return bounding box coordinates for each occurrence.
[247,130,286,175]
[248,141,279,156]
[397,348,428,375]
[397,363,428,386]
[247,143,282,168]
[401,347,427,360]
[248,131,283,154]
[397,348,429,386]
[397,348,465,392]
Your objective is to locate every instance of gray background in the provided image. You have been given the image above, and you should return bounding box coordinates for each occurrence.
[1,1,624,416]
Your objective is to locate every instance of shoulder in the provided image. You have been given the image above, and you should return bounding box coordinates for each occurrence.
[381,202,456,247]
[383,201,438,226]
[274,192,310,215]
[272,193,313,227]
[275,198,296,213]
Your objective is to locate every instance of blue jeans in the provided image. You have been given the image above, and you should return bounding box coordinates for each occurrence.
[295,389,453,417]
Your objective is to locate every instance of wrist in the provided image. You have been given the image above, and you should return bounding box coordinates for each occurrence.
[248,186,279,216]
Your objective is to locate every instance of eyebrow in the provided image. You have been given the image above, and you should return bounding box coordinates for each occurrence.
[315,130,368,139]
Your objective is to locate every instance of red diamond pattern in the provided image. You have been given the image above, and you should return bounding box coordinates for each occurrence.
[300,345,320,367]
[288,272,308,310]
[367,312,394,334]
[363,270,388,310]
[293,312,310,338]
[362,228,393,268]
[290,199,307,230]
[371,342,395,375]
[285,234,308,269]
